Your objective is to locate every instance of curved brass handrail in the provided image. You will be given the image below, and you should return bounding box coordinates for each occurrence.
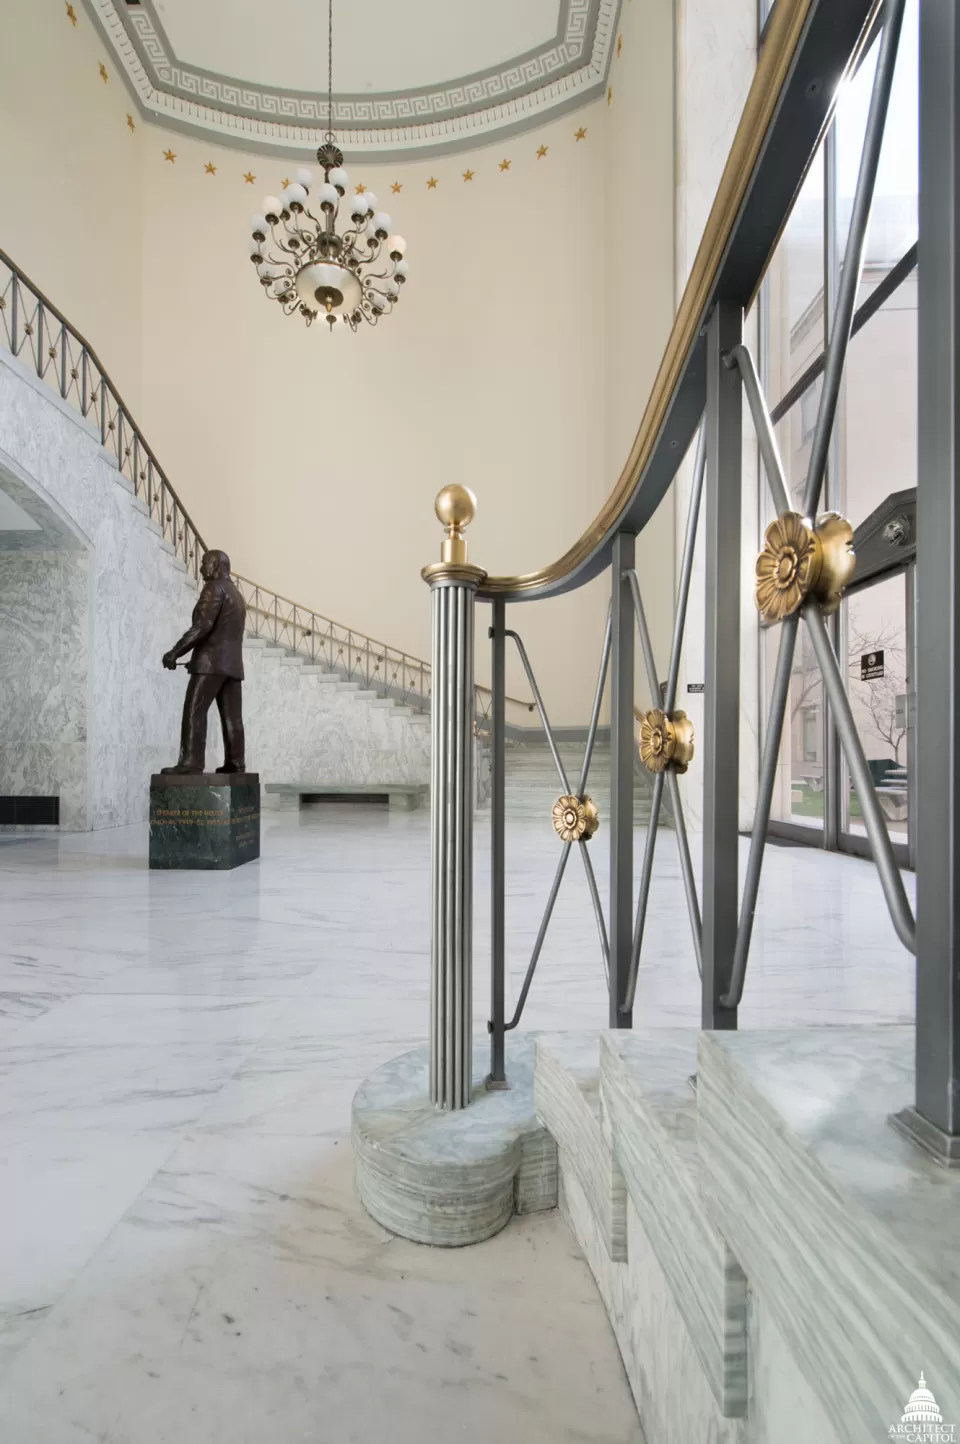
[479,0,838,603]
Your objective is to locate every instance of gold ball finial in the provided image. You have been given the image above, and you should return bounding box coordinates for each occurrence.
[435,485,476,530]
[435,485,477,564]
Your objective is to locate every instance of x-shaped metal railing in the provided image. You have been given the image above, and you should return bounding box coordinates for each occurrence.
[498,617,613,1034]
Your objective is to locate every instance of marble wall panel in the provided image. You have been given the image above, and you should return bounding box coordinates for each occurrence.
[0,351,431,828]
[0,550,90,828]
[697,1028,960,1444]
[242,648,431,788]
[560,1167,741,1444]
[746,1290,842,1444]
[0,350,208,829]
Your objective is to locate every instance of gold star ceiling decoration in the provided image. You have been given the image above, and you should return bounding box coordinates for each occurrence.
[354,183,367,194]
[617,33,623,56]
[536,145,548,159]
[462,169,474,182]
[126,114,135,132]
[65,3,77,25]
[243,171,256,184]
[204,162,217,174]
[281,178,291,188]
[391,182,403,193]
[99,62,108,83]
[607,86,613,104]
[427,176,438,188]
[163,149,176,162]
[575,126,588,140]
[499,159,511,171]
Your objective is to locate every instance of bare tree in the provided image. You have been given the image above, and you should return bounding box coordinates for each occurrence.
[847,622,907,764]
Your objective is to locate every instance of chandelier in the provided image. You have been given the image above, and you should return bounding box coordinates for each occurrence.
[246,0,408,332]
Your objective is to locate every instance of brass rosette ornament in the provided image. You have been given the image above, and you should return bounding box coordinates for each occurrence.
[755,511,855,623]
[638,709,695,775]
[552,795,600,843]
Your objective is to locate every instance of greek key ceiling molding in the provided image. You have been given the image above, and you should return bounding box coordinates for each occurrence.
[84,0,619,160]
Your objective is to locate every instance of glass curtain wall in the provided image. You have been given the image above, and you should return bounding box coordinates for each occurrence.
[757,0,919,864]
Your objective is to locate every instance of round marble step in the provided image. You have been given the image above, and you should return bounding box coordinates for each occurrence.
[352,1035,556,1247]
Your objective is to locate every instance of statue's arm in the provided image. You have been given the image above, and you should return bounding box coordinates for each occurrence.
[163,584,223,666]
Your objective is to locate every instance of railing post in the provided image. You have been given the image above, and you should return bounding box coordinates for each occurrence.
[609,531,636,1028]
[423,486,486,1110]
[891,0,960,1164]
[488,596,507,1086]
[702,298,743,1031]
[35,301,43,378]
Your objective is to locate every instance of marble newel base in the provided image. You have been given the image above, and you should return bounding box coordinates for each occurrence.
[351,1036,557,1246]
[149,774,261,870]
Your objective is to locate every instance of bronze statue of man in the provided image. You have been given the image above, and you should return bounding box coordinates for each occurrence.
[161,550,247,775]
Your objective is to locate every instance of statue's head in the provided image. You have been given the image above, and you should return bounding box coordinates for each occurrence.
[200,549,231,581]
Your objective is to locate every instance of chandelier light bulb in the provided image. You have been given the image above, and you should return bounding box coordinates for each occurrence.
[242,0,408,333]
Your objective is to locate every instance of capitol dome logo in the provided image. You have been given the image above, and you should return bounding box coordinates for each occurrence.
[889,1374,955,1441]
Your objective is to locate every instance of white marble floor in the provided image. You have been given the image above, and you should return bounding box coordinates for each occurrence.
[0,794,915,1442]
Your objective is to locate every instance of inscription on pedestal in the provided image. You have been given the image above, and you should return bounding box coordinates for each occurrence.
[149,774,260,870]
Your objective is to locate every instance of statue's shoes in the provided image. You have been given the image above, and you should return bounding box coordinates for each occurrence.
[159,764,204,775]
[216,764,247,774]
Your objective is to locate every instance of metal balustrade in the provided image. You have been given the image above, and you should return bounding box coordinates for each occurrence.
[0,248,534,730]
[424,0,960,1166]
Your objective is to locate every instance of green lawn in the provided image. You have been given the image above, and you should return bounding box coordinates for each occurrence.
[790,784,865,820]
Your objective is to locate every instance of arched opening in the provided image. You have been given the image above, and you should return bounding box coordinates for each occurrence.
[0,457,91,831]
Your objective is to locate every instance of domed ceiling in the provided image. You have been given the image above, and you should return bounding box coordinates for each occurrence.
[86,0,619,159]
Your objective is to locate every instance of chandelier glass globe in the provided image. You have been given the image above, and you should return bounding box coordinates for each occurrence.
[245,0,408,333]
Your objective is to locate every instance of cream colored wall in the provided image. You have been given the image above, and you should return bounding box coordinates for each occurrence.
[0,0,679,724]
[0,0,144,406]
[137,107,618,720]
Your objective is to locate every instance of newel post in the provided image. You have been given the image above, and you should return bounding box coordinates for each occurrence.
[422,487,486,1109]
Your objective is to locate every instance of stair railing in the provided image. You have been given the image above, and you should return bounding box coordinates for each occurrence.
[422,0,952,1157]
[0,248,535,729]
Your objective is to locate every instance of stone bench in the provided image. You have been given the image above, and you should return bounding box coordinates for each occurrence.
[263,782,428,812]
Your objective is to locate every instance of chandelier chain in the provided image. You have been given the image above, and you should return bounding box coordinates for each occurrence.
[326,0,333,142]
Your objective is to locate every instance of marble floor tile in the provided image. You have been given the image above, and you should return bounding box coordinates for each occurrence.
[0,782,917,1439]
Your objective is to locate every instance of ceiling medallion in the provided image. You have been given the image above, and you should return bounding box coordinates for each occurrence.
[246,0,407,333]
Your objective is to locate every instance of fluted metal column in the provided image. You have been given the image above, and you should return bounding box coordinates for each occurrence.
[423,487,486,1111]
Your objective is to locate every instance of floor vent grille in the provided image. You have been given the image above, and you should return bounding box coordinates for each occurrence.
[0,796,61,825]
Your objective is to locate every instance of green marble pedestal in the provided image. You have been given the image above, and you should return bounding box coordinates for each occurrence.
[149,774,260,870]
